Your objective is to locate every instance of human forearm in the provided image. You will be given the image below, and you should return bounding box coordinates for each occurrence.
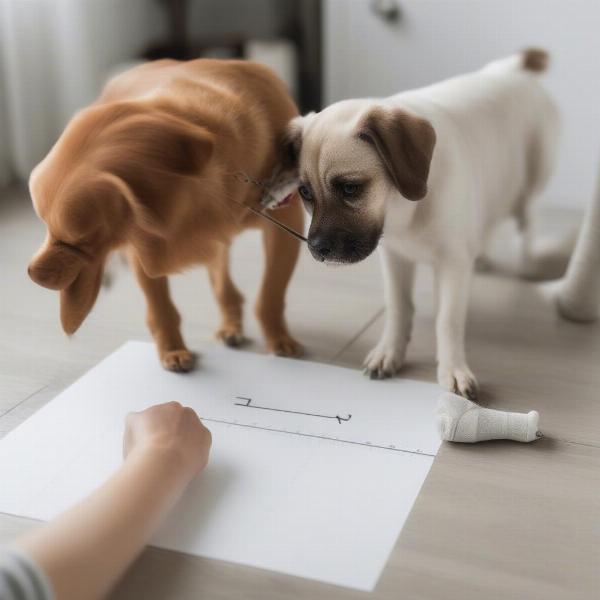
[17,444,192,600]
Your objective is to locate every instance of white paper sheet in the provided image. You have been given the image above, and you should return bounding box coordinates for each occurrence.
[0,341,442,591]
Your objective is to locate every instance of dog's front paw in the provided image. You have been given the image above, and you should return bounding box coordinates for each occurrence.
[161,349,197,373]
[215,324,247,348]
[437,363,478,400]
[266,333,303,358]
[363,343,406,380]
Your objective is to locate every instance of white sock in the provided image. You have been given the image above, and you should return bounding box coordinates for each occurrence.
[437,393,541,443]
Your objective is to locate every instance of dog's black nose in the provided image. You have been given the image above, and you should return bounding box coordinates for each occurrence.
[308,236,331,261]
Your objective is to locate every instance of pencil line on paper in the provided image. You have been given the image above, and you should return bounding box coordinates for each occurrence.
[234,397,352,424]
[200,416,434,457]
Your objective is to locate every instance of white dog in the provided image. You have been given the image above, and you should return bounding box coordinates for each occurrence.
[287,49,559,398]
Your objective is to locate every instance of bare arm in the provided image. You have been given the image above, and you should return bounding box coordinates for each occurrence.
[15,402,211,600]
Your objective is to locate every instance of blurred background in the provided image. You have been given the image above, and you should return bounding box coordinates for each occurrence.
[0,0,599,206]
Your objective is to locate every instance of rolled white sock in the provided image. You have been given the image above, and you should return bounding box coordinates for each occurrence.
[437,393,541,443]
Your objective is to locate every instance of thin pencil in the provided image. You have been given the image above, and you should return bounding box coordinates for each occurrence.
[241,201,307,243]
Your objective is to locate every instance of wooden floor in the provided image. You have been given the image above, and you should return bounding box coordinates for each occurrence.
[1,185,598,600]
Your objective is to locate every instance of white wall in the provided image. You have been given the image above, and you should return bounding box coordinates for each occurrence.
[324,0,600,210]
[0,47,10,187]
[54,0,166,125]
[0,0,165,182]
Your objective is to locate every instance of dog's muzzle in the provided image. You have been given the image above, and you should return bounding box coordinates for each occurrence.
[307,228,380,264]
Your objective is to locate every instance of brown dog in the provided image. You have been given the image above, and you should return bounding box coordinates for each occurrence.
[27,59,304,371]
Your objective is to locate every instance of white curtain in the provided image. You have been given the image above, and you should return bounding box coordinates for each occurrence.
[0,0,164,188]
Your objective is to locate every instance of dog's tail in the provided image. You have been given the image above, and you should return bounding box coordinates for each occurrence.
[521,48,549,73]
[483,48,550,76]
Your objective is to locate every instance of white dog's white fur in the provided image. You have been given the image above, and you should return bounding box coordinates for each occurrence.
[292,51,559,397]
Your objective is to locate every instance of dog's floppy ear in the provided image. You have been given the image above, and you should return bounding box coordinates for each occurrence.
[60,258,104,334]
[98,109,214,236]
[357,106,436,201]
[98,172,165,238]
[28,241,104,335]
[105,109,214,179]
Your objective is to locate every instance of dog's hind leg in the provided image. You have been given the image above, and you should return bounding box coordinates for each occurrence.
[515,200,575,281]
[130,251,196,372]
[255,198,304,357]
[515,116,573,280]
[207,244,246,347]
[515,203,537,276]
[363,247,415,379]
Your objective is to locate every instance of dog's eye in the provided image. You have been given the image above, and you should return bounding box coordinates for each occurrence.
[298,184,313,201]
[341,182,361,198]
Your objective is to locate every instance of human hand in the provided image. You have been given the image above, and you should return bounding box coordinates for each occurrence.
[123,402,212,479]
